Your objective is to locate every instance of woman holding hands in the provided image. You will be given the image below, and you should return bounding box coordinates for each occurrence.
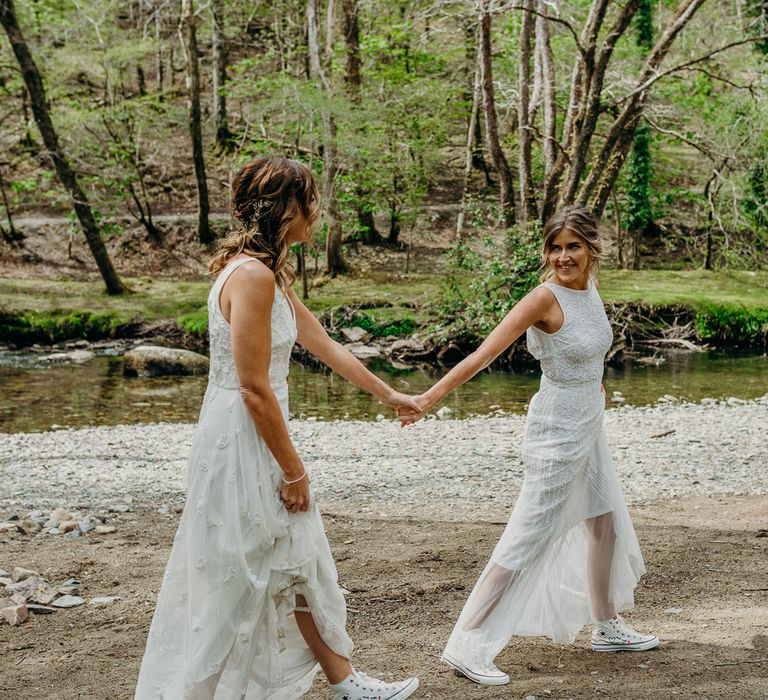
[400,206,658,685]
[136,156,420,700]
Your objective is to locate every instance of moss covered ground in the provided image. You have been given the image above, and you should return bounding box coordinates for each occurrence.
[1,270,767,345]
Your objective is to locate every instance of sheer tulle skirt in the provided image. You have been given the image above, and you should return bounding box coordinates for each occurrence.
[135,382,352,699]
[443,383,645,668]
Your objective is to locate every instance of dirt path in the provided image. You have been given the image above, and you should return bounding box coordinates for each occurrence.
[1,496,766,699]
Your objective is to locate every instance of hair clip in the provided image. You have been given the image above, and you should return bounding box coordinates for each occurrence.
[246,198,274,227]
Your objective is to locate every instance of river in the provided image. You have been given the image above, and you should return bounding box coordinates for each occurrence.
[1,347,766,433]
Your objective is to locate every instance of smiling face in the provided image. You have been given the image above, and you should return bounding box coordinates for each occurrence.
[547,228,592,289]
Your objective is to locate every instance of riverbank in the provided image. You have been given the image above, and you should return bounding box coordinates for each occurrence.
[2,269,768,357]
[1,397,766,516]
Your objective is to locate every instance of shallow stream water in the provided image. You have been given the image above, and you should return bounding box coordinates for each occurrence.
[1,348,766,433]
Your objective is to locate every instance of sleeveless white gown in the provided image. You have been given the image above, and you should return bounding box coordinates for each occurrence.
[443,279,646,668]
[135,257,352,699]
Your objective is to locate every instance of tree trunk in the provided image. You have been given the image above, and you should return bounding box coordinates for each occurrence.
[0,163,22,243]
[517,0,537,223]
[179,0,213,244]
[341,0,361,92]
[579,0,706,211]
[536,0,557,178]
[342,0,381,244]
[457,55,482,241]
[308,0,347,274]
[211,0,232,151]
[0,0,127,294]
[479,8,515,227]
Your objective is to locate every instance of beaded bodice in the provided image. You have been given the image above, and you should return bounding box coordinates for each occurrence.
[526,279,613,385]
[207,258,297,390]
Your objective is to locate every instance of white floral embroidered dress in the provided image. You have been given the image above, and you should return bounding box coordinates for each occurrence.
[135,257,352,699]
[443,279,646,667]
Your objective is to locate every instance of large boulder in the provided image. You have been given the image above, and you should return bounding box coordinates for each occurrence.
[123,345,209,378]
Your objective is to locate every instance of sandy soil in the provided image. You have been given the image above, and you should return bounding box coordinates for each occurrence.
[1,496,767,700]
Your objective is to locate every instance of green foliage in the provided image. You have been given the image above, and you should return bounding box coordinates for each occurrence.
[634,0,654,49]
[743,142,768,235]
[746,1,768,54]
[694,304,768,347]
[177,309,209,335]
[439,226,541,341]
[0,309,120,343]
[343,313,415,337]
[626,121,653,232]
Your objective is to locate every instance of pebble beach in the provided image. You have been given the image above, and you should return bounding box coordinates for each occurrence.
[2,396,766,519]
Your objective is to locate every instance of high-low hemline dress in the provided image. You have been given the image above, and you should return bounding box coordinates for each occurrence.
[443,279,646,668]
[135,257,352,699]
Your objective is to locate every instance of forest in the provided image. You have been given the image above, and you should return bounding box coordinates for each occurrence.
[0,0,767,351]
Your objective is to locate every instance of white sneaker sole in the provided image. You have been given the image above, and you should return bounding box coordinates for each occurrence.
[441,654,510,686]
[384,677,419,700]
[591,636,660,652]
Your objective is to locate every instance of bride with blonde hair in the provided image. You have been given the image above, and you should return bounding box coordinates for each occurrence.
[400,206,658,686]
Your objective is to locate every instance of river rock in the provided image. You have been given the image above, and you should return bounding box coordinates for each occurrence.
[0,521,18,533]
[0,596,13,608]
[45,508,72,527]
[11,567,39,583]
[18,519,42,535]
[341,326,370,343]
[123,345,209,378]
[94,525,117,534]
[59,520,78,533]
[51,595,85,608]
[345,343,382,360]
[27,581,58,605]
[79,516,100,533]
[89,596,120,606]
[59,579,81,596]
[26,604,56,614]
[1,604,29,626]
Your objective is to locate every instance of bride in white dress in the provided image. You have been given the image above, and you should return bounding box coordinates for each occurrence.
[135,157,420,700]
[399,206,658,686]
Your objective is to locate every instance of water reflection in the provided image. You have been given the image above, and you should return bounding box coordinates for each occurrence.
[0,350,766,433]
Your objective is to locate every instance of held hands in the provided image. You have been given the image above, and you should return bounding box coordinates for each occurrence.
[280,471,311,513]
[378,388,431,427]
[396,393,431,427]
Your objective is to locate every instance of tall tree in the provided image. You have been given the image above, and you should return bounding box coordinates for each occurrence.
[0,0,127,294]
[478,4,515,227]
[517,0,537,223]
[211,0,232,151]
[342,0,382,245]
[179,0,213,244]
[308,0,347,274]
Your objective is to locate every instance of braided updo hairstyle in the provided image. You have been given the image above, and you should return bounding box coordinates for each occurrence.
[209,156,320,288]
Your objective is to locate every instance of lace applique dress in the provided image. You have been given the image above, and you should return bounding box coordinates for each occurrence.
[135,257,352,699]
[443,279,646,667]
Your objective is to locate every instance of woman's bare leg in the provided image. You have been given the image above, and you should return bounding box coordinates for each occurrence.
[462,563,518,630]
[294,594,352,684]
[585,512,617,621]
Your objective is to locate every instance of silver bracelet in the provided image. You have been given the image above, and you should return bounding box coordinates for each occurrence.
[282,471,307,485]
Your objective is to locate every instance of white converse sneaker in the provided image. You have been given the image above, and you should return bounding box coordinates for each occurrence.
[330,669,419,700]
[441,653,510,686]
[591,614,660,652]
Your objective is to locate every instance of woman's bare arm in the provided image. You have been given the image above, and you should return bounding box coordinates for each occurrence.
[415,286,556,414]
[225,262,309,509]
[288,288,419,410]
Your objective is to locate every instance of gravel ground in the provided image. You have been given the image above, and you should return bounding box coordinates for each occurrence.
[2,395,766,518]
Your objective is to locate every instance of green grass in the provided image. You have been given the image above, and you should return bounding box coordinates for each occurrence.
[1,270,766,345]
[599,269,768,309]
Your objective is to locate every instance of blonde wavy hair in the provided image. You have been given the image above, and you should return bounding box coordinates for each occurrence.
[209,156,320,288]
[540,205,602,282]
